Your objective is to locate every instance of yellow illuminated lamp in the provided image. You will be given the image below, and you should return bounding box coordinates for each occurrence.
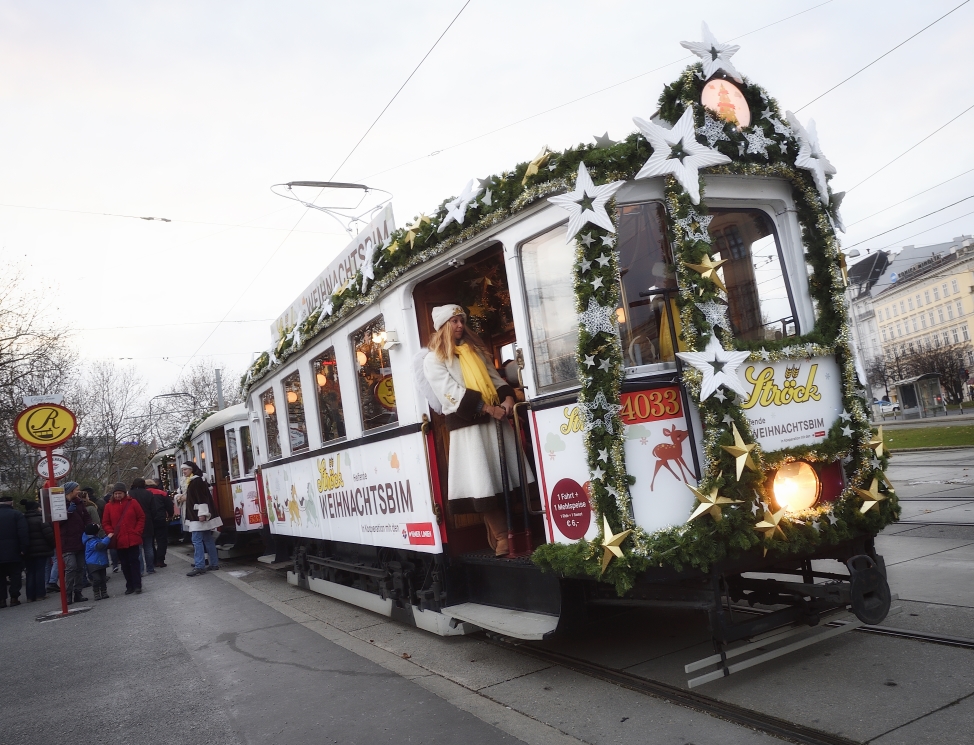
[615,307,626,324]
[286,391,298,404]
[372,331,387,346]
[772,461,821,511]
[263,402,275,416]
[356,350,368,366]
[316,372,328,387]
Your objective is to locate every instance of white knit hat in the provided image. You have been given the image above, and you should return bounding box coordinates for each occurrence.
[431,304,466,331]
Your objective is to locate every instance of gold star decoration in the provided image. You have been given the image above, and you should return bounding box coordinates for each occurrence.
[404,214,431,249]
[855,477,889,514]
[721,423,759,481]
[467,303,487,319]
[867,426,886,458]
[334,279,351,295]
[686,483,742,523]
[600,515,632,573]
[521,146,551,186]
[684,254,728,294]
[755,508,787,556]
[385,239,400,254]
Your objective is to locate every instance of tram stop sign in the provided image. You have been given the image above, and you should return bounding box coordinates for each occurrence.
[13,403,77,449]
[36,454,72,480]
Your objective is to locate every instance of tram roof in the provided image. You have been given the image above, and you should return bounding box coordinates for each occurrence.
[191,402,248,440]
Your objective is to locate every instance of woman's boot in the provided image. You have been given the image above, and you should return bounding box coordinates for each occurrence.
[483,511,509,557]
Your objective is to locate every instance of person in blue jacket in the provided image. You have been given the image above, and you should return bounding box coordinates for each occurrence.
[83,524,111,601]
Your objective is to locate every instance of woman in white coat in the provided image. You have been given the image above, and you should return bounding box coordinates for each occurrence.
[423,304,532,556]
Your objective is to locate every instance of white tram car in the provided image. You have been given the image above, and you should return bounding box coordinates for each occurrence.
[237,30,896,649]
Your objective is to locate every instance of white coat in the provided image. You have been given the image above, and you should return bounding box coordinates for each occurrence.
[423,347,534,507]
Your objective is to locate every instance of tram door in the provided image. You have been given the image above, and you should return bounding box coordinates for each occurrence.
[414,242,518,555]
[209,429,234,526]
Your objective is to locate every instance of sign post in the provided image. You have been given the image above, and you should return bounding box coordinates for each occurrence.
[13,402,78,617]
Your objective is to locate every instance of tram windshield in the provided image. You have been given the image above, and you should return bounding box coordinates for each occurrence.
[227,428,240,479]
[617,202,681,369]
[708,209,796,341]
[239,425,255,474]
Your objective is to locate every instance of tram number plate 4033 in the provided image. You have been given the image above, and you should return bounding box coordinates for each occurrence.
[619,387,682,424]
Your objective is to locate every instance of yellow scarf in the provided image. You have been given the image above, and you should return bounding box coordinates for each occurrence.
[456,343,499,406]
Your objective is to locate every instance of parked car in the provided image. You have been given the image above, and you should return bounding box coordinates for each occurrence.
[873,399,900,415]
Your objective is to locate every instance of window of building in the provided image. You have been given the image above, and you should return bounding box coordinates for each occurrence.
[616,203,681,367]
[967,350,974,364]
[521,224,580,389]
[924,290,930,304]
[893,305,899,317]
[934,287,940,300]
[952,327,960,343]
[908,298,914,310]
[943,330,950,345]
[312,347,346,443]
[896,323,902,337]
[929,311,935,326]
[934,334,941,348]
[952,279,959,294]
[709,209,796,341]
[938,307,945,323]
[908,342,915,354]
[282,371,309,453]
[912,317,918,332]
[921,315,927,329]
[226,429,240,479]
[957,300,964,317]
[353,316,398,431]
[963,325,970,342]
[239,426,255,474]
[881,328,887,341]
[942,282,949,297]
[916,293,922,307]
[948,305,954,320]
[260,388,282,460]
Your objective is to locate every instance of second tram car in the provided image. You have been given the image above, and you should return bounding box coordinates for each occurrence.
[235,27,897,659]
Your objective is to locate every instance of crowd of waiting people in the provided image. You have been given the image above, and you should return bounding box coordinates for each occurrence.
[0,462,223,607]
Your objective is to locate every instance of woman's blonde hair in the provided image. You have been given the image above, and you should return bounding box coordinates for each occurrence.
[428,320,490,362]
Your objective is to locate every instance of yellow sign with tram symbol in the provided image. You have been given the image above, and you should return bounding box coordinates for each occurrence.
[14,404,78,449]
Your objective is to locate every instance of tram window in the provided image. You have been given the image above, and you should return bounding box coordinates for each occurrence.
[616,202,681,367]
[226,429,241,479]
[239,425,255,474]
[521,224,578,390]
[260,389,283,460]
[312,347,347,442]
[352,316,398,431]
[708,209,797,341]
[282,371,309,453]
[196,440,207,474]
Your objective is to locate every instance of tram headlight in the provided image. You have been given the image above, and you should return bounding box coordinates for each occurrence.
[772,461,820,511]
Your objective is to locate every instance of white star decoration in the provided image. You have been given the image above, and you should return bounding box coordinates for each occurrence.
[548,161,624,240]
[744,128,775,158]
[675,209,713,242]
[840,409,852,422]
[696,300,729,330]
[841,425,854,437]
[785,112,836,206]
[633,106,732,205]
[579,297,616,336]
[762,109,793,138]
[595,253,612,268]
[578,390,624,434]
[677,334,750,401]
[696,112,731,148]
[481,189,492,207]
[680,22,743,83]
[600,234,615,247]
[830,191,847,233]
[437,179,483,233]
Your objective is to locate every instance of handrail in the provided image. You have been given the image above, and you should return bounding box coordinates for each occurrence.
[419,415,443,526]
[512,401,544,516]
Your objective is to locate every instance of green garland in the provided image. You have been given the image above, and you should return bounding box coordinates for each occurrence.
[242,62,899,593]
[175,411,214,450]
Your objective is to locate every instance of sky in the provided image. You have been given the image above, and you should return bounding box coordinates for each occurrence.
[2,0,973,397]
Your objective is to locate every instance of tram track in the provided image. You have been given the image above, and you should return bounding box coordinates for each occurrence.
[484,622,974,745]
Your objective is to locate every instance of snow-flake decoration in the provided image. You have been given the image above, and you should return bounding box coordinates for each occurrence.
[360,236,386,293]
[633,106,732,205]
[481,188,493,207]
[696,112,731,148]
[785,112,836,206]
[762,109,793,138]
[680,22,743,83]
[677,334,750,401]
[744,128,775,158]
[578,390,624,434]
[830,191,846,233]
[675,209,713,242]
[578,296,616,336]
[696,299,729,330]
[547,161,624,240]
[437,179,483,233]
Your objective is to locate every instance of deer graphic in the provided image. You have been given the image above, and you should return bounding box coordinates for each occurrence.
[650,426,691,490]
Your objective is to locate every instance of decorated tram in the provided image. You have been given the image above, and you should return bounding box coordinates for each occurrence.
[237,26,897,661]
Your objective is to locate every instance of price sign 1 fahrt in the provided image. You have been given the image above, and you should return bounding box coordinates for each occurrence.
[14,404,77,449]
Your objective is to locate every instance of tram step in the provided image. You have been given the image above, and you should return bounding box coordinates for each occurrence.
[443,602,559,641]
[456,552,561,615]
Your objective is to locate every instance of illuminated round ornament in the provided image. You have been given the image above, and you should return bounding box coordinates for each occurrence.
[772,461,821,511]
[701,79,750,128]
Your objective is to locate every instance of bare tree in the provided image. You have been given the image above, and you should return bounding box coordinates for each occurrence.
[149,359,243,447]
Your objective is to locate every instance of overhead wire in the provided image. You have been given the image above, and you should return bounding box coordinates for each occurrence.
[176,0,473,375]
[843,195,974,249]
[846,167,974,228]
[794,0,970,112]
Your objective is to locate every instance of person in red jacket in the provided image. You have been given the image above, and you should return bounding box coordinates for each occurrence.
[101,482,145,595]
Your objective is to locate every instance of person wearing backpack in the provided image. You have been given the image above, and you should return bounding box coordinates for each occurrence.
[20,499,55,602]
[101,483,145,596]
[83,524,112,600]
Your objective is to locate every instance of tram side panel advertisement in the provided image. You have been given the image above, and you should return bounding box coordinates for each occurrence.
[737,356,843,452]
[231,478,264,532]
[261,430,442,553]
[530,385,700,544]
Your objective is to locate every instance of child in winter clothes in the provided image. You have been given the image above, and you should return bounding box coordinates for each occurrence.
[83,524,111,600]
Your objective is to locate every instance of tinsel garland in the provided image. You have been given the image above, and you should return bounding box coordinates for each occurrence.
[175,411,215,450]
[243,62,898,592]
